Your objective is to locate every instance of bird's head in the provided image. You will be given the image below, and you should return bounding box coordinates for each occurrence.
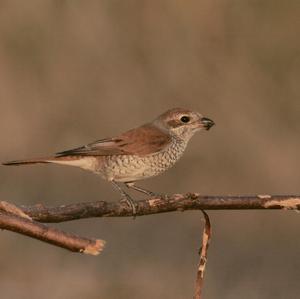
[153,108,215,140]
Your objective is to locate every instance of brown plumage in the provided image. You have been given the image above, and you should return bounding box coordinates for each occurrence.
[56,124,172,157]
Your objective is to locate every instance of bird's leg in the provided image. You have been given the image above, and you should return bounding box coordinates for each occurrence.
[125,182,158,197]
[111,180,136,215]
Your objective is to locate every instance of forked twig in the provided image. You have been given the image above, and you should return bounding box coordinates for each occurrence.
[0,194,298,255]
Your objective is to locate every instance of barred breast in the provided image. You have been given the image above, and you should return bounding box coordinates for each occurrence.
[96,138,188,182]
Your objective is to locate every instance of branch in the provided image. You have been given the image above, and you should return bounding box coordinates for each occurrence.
[0,194,298,257]
[0,202,105,255]
[17,194,300,223]
[194,211,211,299]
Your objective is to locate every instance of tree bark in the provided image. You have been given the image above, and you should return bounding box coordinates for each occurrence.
[17,194,300,223]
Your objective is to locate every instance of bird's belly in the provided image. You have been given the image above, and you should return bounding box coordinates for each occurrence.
[97,144,185,182]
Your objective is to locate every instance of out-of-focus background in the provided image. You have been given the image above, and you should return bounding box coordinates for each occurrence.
[0,1,299,298]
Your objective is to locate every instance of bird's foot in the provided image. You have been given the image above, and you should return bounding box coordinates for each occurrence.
[111,180,137,217]
[120,194,137,217]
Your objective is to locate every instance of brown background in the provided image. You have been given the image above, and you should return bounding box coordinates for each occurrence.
[1,1,299,298]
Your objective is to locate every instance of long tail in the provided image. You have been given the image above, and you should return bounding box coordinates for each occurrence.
[2,157,54,166]
[2,156,94,171]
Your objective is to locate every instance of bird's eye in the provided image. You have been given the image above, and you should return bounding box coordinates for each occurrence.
[180,116,190,123]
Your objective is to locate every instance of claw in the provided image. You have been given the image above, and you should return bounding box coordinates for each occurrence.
[120,194,137,216]
[111,180,136,217]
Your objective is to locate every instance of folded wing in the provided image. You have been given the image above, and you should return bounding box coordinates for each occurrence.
[56,124,171,157]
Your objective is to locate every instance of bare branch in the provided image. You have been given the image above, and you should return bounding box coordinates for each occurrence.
[0,201,32,220]
[0,194,298,257]
[194,211,212,299]
[0,204,105,255]
[17,194,300,223]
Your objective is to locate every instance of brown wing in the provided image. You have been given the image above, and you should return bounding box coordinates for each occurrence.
[56,124,171,157]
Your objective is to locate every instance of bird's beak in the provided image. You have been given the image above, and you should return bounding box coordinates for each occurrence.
[200,117,215,130]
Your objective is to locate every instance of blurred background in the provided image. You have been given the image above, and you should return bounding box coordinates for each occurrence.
[0,1,299,298]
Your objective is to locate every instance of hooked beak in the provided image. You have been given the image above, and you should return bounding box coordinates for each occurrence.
[200,117,215,130]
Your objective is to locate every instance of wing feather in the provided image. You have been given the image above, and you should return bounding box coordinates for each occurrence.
[56,125,171,157]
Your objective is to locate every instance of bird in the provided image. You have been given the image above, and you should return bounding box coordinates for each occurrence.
[3,108,215,214]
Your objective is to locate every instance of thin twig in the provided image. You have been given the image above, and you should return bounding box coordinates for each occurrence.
[194,211,212,299]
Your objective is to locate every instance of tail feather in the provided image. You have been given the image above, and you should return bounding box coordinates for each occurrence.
[2,155,93,171]
[2,158,52,166]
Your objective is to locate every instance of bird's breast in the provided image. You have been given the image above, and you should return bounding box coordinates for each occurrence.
[96,138,187,182]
